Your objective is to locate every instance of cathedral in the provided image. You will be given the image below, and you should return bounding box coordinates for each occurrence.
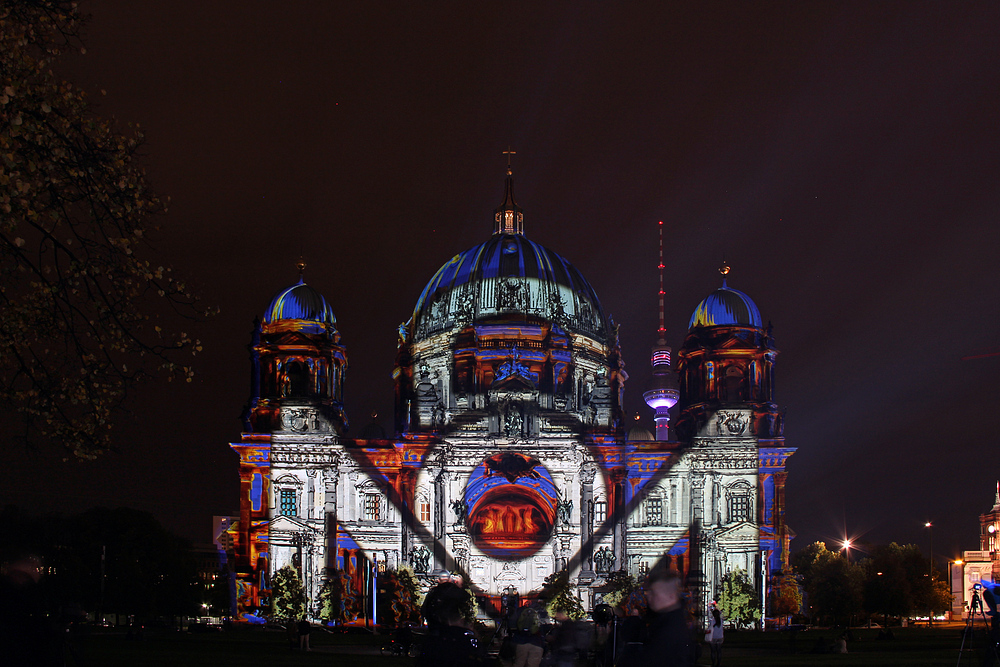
[228,167,795,624]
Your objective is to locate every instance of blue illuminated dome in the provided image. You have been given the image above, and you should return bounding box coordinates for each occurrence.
[264,277,337,326]
[688,283,762,330]
[411,233,608,343]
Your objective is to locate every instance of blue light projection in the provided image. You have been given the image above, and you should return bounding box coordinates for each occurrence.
[264,278,337,332]
[494,347,538,385]
[464,453,559,559]
[411,234,606,338]
[250,473,263,512]
[688,285,762,329]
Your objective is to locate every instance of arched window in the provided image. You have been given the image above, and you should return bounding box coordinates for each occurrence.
[645,493,663,526]
[285,359,311,397]
[279,489,297,517]
[364,493,381,521]
[357,481,386,522]
[416,489,432,524]
[274,475,302,518]
[726,481,753,524]
[592,497,607,528]
[723,364,745,401]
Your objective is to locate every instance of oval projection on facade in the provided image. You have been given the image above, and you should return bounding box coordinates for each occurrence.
[464,453,558,560]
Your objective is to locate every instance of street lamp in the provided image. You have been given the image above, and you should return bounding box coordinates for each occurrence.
[925,522,933,625]
[841,539,853,563]
[951,559,964,621]
[925,522,933,576]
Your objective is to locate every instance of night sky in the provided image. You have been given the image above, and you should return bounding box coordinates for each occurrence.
[5,1,998,566]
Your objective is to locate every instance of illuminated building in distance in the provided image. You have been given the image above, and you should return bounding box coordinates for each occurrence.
[948,485,1000,619]
[228,167,795,624]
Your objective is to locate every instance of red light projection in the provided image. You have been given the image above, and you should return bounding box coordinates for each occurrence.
[468,485,556,559]
[465,453,559,560]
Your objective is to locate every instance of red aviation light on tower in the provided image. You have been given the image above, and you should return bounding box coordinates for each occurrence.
[644,220,680,440]
[656,221,666,336]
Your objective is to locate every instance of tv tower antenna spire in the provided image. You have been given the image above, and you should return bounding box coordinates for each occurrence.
[658,220,666,339]
[644,221,680,441]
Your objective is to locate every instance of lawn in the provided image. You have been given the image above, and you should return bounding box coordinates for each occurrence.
[64,626,401,667]
[61,622,995,667]
[711,623,991,666]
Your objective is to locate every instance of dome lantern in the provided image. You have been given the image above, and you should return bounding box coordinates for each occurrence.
[494,149,523,235]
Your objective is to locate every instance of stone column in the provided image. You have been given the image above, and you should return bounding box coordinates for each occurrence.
[307,470,316,519]
[774,470,789,568]
[399,469,414,569]
[304,539,314,613]
[433,467,448,570]
[323,466,339,571]
[691,476,705,524]
[579,464,598,580]
[707,473,719,527]
[612,469,627,572]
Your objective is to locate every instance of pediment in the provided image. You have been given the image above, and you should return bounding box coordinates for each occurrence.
[491,372,536,392]
[715,521,759,541]
[716,335,762,351]
[269,515,320,533]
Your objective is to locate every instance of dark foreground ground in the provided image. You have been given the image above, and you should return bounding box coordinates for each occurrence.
[53,621,997,667]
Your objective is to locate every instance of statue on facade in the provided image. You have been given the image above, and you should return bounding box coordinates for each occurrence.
[450,498,467,526]
[503,405,523,438]
[594,546,616,574]
[548,288,567,321]
[454,287,475,323]
[410,545,430,574]
[497,277,524,311]
[416,365,438,403]
[557,499,573,526]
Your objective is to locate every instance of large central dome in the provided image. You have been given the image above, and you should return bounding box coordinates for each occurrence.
[396,169,625,440]
[411,233,608,343]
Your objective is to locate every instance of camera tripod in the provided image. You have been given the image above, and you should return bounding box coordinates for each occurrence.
[956,588,1000,667]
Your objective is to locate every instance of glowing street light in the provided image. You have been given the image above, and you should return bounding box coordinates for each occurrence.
[925,522,934,626]
[925,522,933,575]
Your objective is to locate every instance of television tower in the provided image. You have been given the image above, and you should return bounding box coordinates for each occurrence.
[643,221,680,440]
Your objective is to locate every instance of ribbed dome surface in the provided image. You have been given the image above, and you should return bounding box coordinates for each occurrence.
[688,285,762,330]
[411,233,607,342]
[626,423,655,442]
[264,278,337,325]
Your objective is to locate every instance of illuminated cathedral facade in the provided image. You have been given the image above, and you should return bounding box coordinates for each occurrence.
[228,170,795,624]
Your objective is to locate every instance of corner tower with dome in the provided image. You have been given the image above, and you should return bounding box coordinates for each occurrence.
[227,170,795,626]
[229,265,349,621]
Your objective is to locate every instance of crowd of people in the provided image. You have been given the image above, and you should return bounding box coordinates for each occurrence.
[409,567,720,667]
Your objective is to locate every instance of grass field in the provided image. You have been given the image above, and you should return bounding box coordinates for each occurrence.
[710,624,990,666]
[62,622,996,667]
[64,626,390,667]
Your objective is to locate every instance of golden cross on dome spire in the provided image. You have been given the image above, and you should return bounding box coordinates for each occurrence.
[503,147,516,174]
[719,259,730,288]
